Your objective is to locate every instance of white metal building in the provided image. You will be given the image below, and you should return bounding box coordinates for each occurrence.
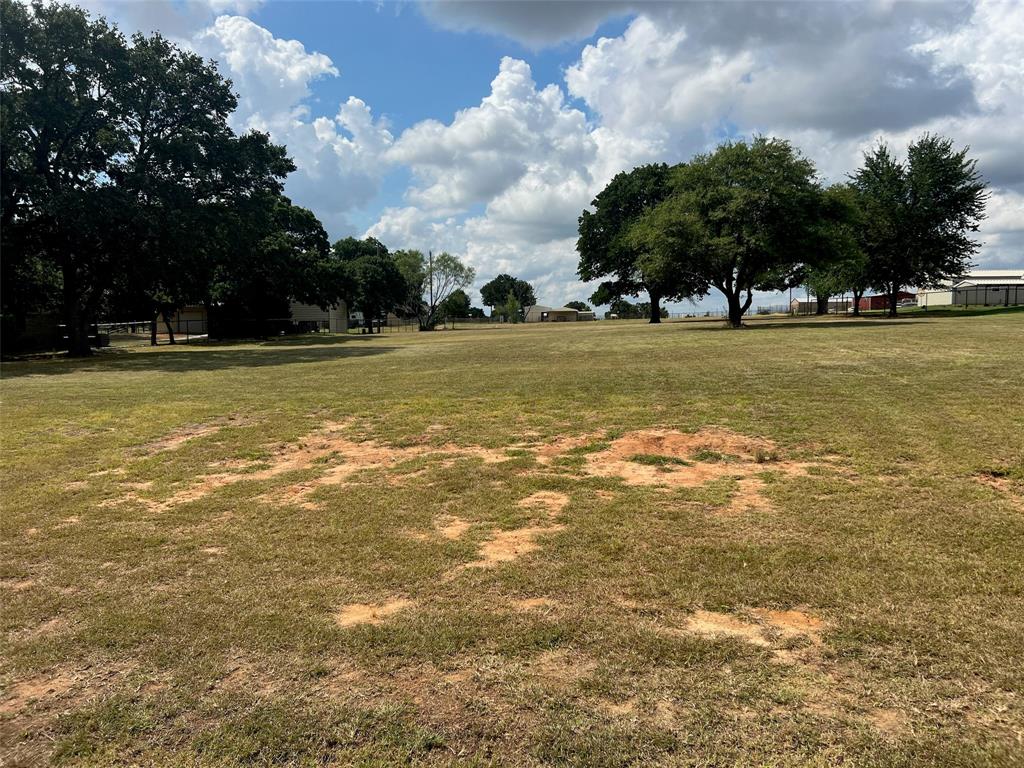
[917,269,1024,308]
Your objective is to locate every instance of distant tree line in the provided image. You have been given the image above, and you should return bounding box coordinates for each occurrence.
[578,135,988,327]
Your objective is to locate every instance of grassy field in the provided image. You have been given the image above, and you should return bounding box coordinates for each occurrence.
[2,310,1023,767]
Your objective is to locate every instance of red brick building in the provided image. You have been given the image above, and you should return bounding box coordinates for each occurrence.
[858,292,916,311]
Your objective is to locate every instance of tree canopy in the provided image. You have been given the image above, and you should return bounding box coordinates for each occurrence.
[852,135,987,316]
[480,274,535,318]
[577,163,687,323]
[0,0,340,352]
[331,237,406,332]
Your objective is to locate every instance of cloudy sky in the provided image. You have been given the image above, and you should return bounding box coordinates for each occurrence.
[79,0,1023,312]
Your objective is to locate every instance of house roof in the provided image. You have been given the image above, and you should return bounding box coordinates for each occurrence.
[954,277,1024,287]
[527,305,578,313]
[922,269,1024,289]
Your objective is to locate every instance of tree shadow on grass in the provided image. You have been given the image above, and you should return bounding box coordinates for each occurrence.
[0,336,396,378]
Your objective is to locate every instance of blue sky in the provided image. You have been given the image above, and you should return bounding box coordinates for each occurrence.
[83,0,1023,311]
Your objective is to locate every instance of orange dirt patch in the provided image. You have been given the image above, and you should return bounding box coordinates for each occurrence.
[334,598,414,628]
[516,491,570,518]
[678,607,826,653]
[138,419,238,455]
[975,472,1024,510]
[511,597,559,611]
[727,476,773,513]
[685,610,772,647]
[0,672,75,715]
[463,524,566,569]
[560,427,823,514]
[107,421,515,513]
[434,515,472,540]
[534,432,606,462]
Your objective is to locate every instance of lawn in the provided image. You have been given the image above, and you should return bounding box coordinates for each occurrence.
[2,311,1023,767]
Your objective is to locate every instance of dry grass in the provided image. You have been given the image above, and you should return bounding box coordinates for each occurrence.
[1,311,1023,766]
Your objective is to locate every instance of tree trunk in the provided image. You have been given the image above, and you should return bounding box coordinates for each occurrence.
[62,265,92,357]
[852,289,863,317]
[815,294,829,315]
[150,309,159,346]
[726,292,744,328]
[364,314,373,334]
[648,291,662,324]
[888,284,899,317]
[65,304,92,357]
[162,308,176,345]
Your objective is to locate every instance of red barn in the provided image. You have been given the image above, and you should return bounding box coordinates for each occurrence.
[858,292,916,311]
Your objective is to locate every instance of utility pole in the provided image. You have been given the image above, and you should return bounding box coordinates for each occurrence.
[428,250,433,314]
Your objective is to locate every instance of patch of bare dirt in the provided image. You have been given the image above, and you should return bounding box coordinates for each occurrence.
[975,472,1024,510]
[462,524,566,569]
[10,616,67,642]
[334,598,414,628]
[0,672,75,716]
[511,597,559,611]
[105,421,516,513]
[727,476,773,513]
[534,432,606,462]
[529,649,597,689]
[868,707,910,737]
[516,491,569,518]
[670,606,826,656]
[685,610,772,647]
[137,418,243,455]
[557,427,824,513]
[434,515,471,540]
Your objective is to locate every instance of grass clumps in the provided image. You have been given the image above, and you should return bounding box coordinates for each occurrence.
[628,454,691,468]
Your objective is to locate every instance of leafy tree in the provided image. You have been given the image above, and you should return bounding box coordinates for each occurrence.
[496,292,522,323]
[331,237,405,332]
[577,163,694,323]
[1,0,319,352]
[437,288,471,319]
[646,138,823,327]
[801,184,867,315]
[394,251,475,330]
[564,301,591,312]
[392,249,427,319]
[852,135,987,316]
[480,274,535,319]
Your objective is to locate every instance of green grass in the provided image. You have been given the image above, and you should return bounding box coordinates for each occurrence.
[628,454,692,467]
[1,312,1023,766]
